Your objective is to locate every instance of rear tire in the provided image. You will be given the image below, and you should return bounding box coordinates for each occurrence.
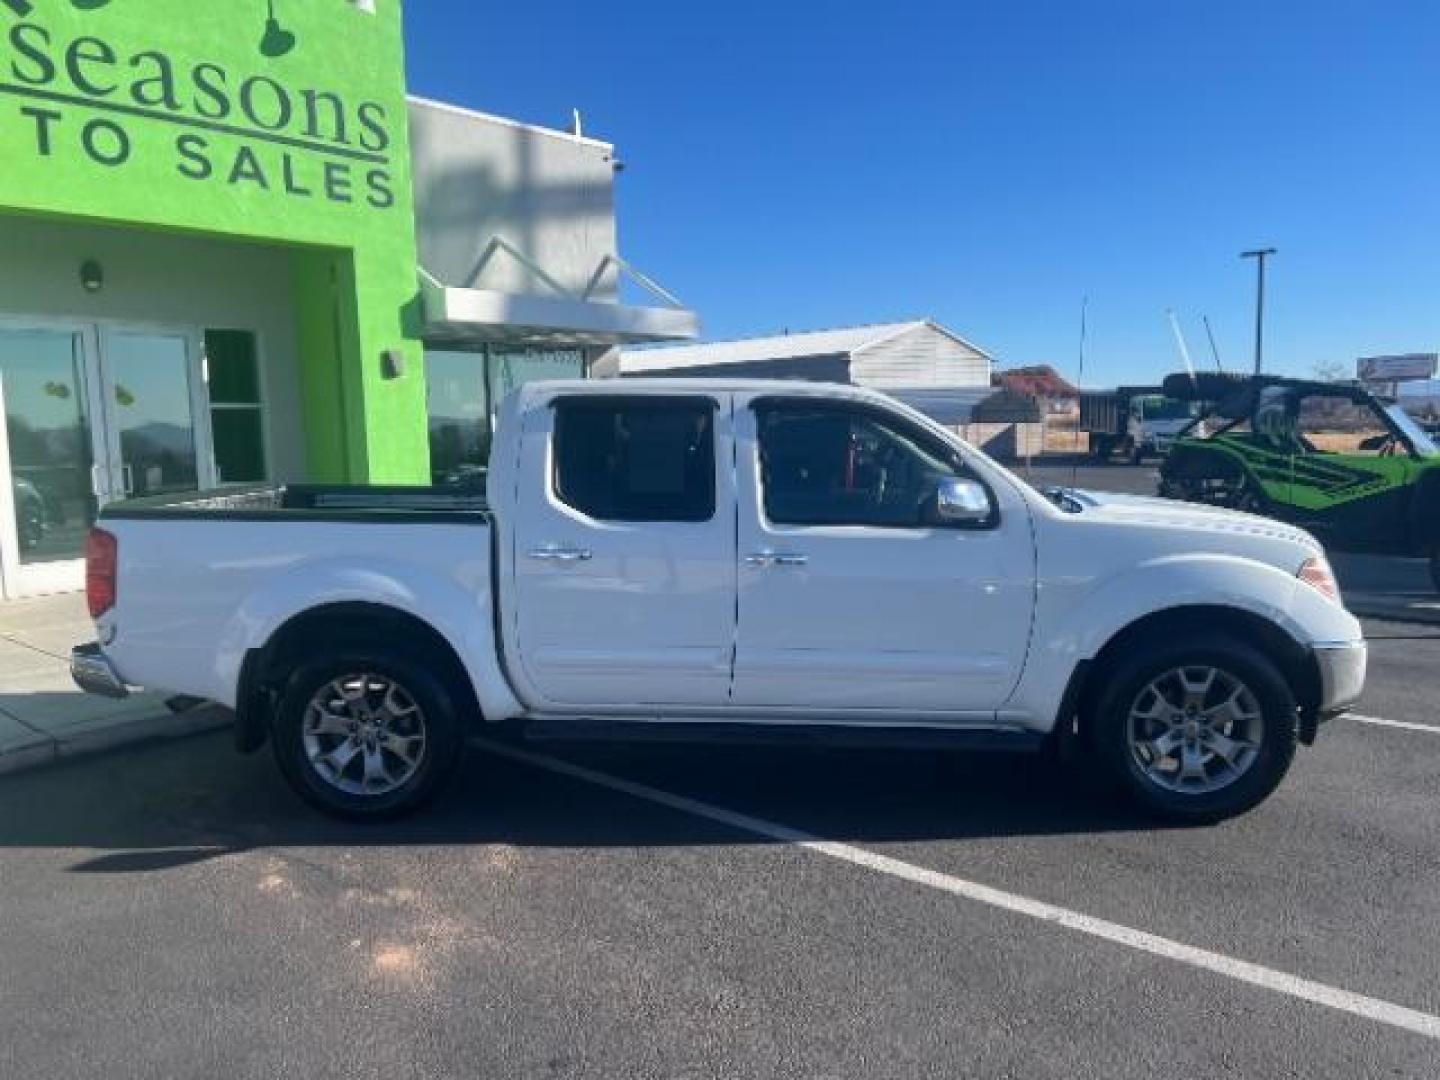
[271,644,465,821]
[1087,635,1299,822]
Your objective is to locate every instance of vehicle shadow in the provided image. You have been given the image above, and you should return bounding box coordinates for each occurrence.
[0,728,1184,874]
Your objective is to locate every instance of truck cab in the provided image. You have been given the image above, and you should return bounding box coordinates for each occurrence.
[1081,386,1197,463]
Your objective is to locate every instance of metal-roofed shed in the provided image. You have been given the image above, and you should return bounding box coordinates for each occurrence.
[618,320,1047,458]
[619,320,990,387]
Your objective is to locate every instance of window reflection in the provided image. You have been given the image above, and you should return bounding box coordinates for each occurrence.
[425,346,584,487]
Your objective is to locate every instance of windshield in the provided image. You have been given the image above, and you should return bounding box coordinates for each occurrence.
[1138,396,1195,421]
[1386,404,1439,455]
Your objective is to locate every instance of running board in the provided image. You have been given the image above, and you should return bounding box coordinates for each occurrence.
[514,719,1045,753]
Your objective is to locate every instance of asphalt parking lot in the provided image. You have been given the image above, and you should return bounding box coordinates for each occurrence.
[0,464,1435,1078]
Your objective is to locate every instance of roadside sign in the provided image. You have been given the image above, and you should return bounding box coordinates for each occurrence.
[1357,353,1438,383]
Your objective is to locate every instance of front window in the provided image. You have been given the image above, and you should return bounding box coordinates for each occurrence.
[755,402,969,528]
[1138,396,1195,422]
[1295,393,1409,456]
[1384,404,1439,456]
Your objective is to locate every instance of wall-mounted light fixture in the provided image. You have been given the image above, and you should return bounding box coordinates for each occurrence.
[80,260,104,294]
[260,0,297,58]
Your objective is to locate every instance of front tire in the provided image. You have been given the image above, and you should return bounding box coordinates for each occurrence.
[1087,635,1299,822]
[271,646,465,821]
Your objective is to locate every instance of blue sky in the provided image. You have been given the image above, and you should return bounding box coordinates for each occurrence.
[404,1,1440,387]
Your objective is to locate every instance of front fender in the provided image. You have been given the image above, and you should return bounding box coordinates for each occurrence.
[215,556,522,721]
[1007,552,1361,729]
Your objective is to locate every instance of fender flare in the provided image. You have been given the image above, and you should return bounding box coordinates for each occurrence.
[1011,552,1347,730]
[214,556,522,724]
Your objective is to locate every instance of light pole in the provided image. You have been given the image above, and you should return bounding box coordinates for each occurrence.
[1240,247,1276,376]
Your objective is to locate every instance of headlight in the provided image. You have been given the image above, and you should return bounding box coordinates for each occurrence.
[1298,555,1341,604]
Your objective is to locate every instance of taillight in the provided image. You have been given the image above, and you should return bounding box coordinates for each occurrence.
[86,528,117,618]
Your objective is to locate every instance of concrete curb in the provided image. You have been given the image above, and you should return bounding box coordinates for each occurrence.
[0,706,230,779]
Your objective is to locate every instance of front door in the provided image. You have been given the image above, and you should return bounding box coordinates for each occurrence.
[0,321,210,599]
[508,391,737,708]
[731,395,1035,715]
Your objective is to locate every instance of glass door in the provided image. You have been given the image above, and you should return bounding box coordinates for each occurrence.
[0,324,107,599]
[0,323,212,599]
[95,328,213,502]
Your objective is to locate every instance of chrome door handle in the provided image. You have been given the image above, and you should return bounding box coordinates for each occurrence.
[745,551,808,568]
[527,546,593,563]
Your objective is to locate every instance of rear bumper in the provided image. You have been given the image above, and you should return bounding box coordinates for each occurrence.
[70,643,130,699]
[1312,639,1367,718]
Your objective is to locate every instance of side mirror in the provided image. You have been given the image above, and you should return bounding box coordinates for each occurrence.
[933,478,993,527]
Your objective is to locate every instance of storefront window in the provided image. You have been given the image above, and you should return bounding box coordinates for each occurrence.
[0,328,95,567]
[425,346,585,486]
[205,330,267,484]
[106,331,201,498]
[425,348,490,487]
[488,348,586,401]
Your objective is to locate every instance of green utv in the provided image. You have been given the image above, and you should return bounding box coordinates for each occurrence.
[1158,372,1440,593]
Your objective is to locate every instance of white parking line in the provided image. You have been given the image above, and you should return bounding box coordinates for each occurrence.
[1353,714,1440,735]
[474,736,1440,1043]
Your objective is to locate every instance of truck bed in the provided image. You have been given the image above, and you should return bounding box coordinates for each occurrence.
[99,484,491,524]
[95,485,496,709]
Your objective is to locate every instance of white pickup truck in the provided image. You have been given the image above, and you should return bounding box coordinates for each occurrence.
[72,380,1366,821]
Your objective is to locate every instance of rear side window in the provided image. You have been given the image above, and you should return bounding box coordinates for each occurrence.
[552,398,716,522]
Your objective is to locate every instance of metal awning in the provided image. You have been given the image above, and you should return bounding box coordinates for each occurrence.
[420,241,700,347]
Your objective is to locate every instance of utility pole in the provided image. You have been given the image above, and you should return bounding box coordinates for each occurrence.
[1240,248,1276,375]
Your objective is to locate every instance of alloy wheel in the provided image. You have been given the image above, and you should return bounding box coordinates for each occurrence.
[302,673,428,796]
[1127,665,1263,794]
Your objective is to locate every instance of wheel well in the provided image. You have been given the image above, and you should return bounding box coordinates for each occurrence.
[233,602,480,753]
[1062,605,1324,748]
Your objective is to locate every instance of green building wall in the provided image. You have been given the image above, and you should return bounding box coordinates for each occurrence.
[0,0,429,482]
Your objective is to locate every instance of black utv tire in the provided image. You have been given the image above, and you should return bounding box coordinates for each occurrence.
[1087,635,1299,823]
[271,644,465,821]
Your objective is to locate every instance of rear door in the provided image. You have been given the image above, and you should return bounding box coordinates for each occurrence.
[730,394,1035,714]
[509,391,736,707]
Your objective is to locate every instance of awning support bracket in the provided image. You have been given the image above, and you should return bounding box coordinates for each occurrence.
[455,237,689,312]
[581,254,687,309]
[464,236,575,299]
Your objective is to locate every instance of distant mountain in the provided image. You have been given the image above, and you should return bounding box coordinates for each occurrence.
[123,422,195,455]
